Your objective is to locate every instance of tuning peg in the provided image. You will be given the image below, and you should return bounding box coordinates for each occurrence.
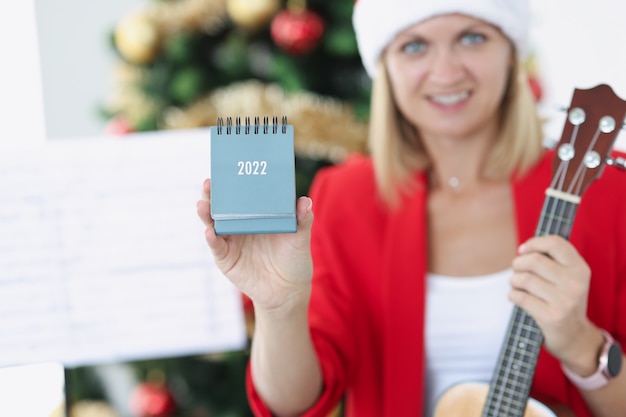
[607,156,626,171]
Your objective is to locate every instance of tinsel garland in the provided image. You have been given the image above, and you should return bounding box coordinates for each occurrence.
[162,80,369,162]
[145,0,227,35]
[107,0,369,162]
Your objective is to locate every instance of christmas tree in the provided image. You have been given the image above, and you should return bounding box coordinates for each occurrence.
[68,1,366,416]
[103,0,371,198]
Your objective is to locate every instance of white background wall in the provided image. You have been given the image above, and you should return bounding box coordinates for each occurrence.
[34,0,145,139]
[2,0,626,146]
[530,0,626,144]
[0,0,45,150]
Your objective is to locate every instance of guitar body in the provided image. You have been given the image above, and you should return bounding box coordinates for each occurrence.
[433,382,574,417]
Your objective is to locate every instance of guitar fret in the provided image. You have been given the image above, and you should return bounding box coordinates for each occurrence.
[496,392,527,409]
[498,352,538,369]
[495,370,534,388]
[502,338,542,355]
[489,375,532,413]
[493,368,535,392]
[484,391,528,416]
[537,196,579,239]
[495,378,534,393]
[541,212,571,225]
[486,385,531,411]
[497,358,535,374]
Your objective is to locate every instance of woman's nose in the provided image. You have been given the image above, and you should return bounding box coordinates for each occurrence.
[428,49,465,84]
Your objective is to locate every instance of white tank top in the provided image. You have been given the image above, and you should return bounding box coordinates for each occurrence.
[423,269,514,417]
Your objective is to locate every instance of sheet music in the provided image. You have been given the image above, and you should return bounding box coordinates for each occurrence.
[0,129,246,367]
[0,362,65,416]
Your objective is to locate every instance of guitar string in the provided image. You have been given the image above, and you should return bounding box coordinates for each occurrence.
[488,306,537,415]
[556,122,581,194]
[553,161,569,198]
[547,121,582,234]
[546,170,566,236]
[507,311,540,414]
[485,196,576,417]
[487,195,552,416]
[549,121,580,197]
[491,279,542,414]
[489,308,519,415]
[568,127,601,196]
[485,281,536,412]
[497,197,576,414]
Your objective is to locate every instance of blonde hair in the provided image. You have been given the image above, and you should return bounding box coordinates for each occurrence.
[368,58,544,208]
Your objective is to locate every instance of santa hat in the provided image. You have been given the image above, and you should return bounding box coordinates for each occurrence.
[353,0,531,78]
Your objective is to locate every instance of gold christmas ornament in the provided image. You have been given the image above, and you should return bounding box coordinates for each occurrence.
[114,0,227,64]
[114,12,161,64]
[226,0,281,31]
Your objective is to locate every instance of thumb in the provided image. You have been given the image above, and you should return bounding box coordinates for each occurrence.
[296,196,314,233]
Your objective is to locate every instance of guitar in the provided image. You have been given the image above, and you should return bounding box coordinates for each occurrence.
[433,84,626,417]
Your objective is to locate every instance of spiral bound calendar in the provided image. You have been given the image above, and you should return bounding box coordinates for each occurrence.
[210,116,296,235]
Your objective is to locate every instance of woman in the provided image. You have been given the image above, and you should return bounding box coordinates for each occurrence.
[197,1,626,416]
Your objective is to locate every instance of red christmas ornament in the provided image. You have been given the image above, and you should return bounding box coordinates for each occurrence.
[528,76,543,102]
[130,371,176,417]
[105,116,134,136]
[270,7,324,54]
[241,292,254,316]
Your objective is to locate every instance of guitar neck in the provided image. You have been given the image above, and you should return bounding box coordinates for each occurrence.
[482,191,579,417]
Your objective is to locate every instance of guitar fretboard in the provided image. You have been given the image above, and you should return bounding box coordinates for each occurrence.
[482,193,578,417]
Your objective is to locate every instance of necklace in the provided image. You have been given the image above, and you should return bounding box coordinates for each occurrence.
[447,176,460,189]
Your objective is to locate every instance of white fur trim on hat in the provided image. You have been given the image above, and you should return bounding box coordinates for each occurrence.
[353,0,530,78]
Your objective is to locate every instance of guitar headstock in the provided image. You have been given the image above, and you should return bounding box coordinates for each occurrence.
[551,84,626,198]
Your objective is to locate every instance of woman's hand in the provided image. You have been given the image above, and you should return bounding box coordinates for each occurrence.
[509,235,603,370]
[196,178,314,312]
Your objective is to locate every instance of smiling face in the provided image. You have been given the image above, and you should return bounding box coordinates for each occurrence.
[384,13,514,143]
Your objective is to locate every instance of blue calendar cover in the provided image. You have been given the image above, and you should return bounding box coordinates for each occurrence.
[210,117,296,235]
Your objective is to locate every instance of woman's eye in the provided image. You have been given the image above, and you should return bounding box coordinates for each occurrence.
[461,33,486,45]
[402,41,427,54]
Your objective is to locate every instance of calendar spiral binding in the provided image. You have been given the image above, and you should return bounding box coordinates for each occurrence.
[216,116,288,135]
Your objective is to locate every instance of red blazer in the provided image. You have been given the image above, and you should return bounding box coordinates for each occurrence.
[247,151,626,417]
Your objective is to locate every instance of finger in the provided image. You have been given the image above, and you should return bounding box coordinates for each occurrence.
[200,178,211,200]
[510,271,556,303]
[204,220,225,249]
[196,196,230,257]
[512,252,561,284]
[196,198,213,228]
[518,235,578,266]
[296,196,314,233]
[509,286,548,316]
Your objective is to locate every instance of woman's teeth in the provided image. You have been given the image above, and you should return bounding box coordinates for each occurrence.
[431,91,470,105]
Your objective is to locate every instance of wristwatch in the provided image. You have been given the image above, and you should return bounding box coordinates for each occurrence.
[561,329,623,390]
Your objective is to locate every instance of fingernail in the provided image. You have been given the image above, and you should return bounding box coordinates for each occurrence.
[305,197,313,212]
[518,243,526,254]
